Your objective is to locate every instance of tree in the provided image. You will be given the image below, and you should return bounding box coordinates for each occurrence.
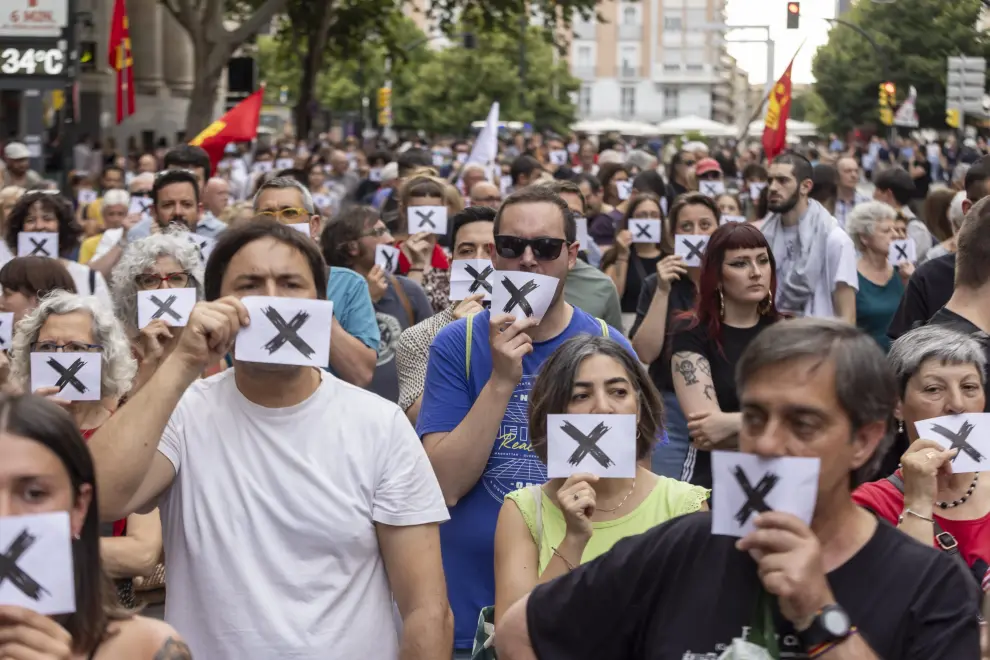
[812,0,990,133]
[790,90,829,127]
[161,0,289,136]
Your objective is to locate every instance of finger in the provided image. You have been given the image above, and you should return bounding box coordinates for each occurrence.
[0,624,67,656]
[752,511,815,538]
[462,293,486,305]
[212,300,246,337]
[688,412,710,421]
[32,386,62,398]
[0,607,71,646]
[735,527,800,555]
[904,439,951,456]
[216,296,251,327]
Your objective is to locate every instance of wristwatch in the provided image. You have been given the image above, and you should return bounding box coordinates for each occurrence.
[798,604,852,650]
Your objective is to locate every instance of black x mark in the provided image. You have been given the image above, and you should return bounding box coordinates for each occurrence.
[501,278,538,316]
[733,466,778,526]
[29,238,50,257]
[634,222,653,239]
[465,264,494,294]
[381,250,395,272]
[262,307,315,358]
[47,357,87,394]
[560,421,614,469]
[149,294,182,321]
[683,239,705,260]
[414,210,436,229]
[0,529,49,602]
[930,420,984,463]
[893,244,909,261]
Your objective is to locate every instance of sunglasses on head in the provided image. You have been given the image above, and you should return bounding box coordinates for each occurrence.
[494,235,566,261]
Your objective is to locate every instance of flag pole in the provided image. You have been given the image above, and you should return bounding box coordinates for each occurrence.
[746,38,807,150]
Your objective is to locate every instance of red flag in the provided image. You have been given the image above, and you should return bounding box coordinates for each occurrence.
[762,58,796,161]
[189,89,264,168]
[108,0,135,124]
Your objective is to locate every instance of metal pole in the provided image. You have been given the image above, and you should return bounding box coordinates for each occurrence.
[518,13,527,112]
[62,0,79,192]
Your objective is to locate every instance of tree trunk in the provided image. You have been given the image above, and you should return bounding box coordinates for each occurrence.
[185,61,226,137]
[293,4,333,142]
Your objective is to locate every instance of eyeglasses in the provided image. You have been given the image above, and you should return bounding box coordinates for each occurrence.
[31,340,103,353]
[363,225,390,237]
[698,171,722,181]
[135,271,191,290]
[682,161,696,167]
[256,207,309,221]
[494,235,567,261]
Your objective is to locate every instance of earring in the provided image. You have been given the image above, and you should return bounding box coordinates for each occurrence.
[718,288,725,318]
[897,420,904,435]
[73,532,81,541]
[759,291,773,315]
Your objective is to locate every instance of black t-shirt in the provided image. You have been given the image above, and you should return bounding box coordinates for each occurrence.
[629,275,696,394]
[886,253,955,341]
[620,251,663,314]
[526,511,981,660]
[927,307,990,413]
[670,316,776,487]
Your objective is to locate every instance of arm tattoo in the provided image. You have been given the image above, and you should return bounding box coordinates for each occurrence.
[698,357,712,378]
[703,384,716,402]
[153,638,193,660]
[672,352,699,386]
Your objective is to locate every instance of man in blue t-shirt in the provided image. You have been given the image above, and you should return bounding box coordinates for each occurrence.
[416,186,633,654]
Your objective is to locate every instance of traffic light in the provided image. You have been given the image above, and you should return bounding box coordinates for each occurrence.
[786,2,800,29]
[883,81,896,98]
[878,82,895,127]
[377,87,392,127]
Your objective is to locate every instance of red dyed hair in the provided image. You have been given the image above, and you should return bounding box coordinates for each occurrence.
[674,222,780,353]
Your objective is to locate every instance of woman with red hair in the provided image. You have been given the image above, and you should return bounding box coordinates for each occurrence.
[669,222,781,488]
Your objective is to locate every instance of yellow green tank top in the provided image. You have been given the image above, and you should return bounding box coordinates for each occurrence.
[505,477,709,576]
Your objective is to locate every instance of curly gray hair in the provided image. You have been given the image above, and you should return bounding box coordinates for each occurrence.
[110,231,204,334]
[10,290,136,401]
[845,200,898,252]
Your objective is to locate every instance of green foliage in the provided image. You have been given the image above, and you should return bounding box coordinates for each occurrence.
[790,90,829,127]
[812,0,990,132]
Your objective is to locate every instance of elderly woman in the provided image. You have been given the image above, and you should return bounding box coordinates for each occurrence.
[493,335,708,626]
[79,188,131,265]
[854,325,990,587]
[394,173,454,313]
[111,232,205,391]
[847,200,913,352]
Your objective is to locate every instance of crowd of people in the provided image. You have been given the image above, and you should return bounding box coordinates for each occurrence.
[0,127,987,660]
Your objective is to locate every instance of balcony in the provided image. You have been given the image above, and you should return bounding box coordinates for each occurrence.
[619,23,642,41]
[572,20,596,41]
[618,64,640,80]
[652,63,721,85]
[572,65,597,81]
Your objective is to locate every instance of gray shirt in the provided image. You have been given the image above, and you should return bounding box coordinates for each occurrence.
[127,211,227,242]
[371,275,433,403]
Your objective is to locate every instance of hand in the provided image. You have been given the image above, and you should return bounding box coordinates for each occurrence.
[33,386,72,411]
[136,319,177,367]
[896,260,915,281]
[735,512,836,629]
[121,212,142,235]
[655,254,688,293]
[900,438,957,508]
[0,350,11,388]
[401,232,433,268]
[614,229,632,256]
[0,605,73,659]
[452,293,485,321]
[488,313,537,390]
[365,265,388,304]
[171,297,249,373]
[554,473,599,542]
[687,411,739,450]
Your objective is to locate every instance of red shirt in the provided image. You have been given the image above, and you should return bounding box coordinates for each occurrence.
[81,427,127,537]
[853,473,990,568]
[397,243,449,275]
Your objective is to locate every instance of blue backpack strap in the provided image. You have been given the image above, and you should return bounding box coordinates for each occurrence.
[597,318,609,337]
[465,313,476,380]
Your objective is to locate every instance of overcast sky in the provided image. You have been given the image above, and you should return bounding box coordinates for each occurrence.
[725,0,837,86]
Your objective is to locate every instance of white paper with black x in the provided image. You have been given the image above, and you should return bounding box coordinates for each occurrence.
[252,161,273,175]
[0,512,75,615]
[711,451,820,538]
[313,193,333,211]
[77,189,97,206]
[549,150,568,166]
[137,288,197,329]
[888,238,917,266]
[749,182,766,201]
[288,223,311,236]
[128,196,152,217]
[376,244,400,274]
[616,180,633,201]
[0,311,13,351]
[449,259,495,302]
[915,413,990,473]
[275,158,295,170]
[17,232,58,259]
[188,234,216,263]
[699,180,726,198]
[546,414,637,479]
[629,218,661,244]
[235,296,333,368]
[574,216,591,251]
[407,206,448,236]
[30,352,102,402]
[721,215,746,224]
[675,234,710,267]
[490,271,558,322]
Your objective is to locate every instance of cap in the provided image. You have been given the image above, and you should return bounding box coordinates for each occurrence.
[4,142,30,160]
[380,162,399,182]
[695,158,722,176]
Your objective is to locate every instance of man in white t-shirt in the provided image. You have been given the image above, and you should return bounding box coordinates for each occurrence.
[761,153,858,322]
[87,220,453,659]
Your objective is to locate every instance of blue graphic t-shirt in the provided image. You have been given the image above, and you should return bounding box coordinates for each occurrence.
[416,307,632,649]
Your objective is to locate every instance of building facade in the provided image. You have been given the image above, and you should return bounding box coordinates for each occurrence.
[570,0,739,123]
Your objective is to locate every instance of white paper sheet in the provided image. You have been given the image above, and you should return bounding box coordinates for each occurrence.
[749,182,767,201]
[675,234,710,267]
[546,414,637,479]
[376,244,400,274]
[711,451,820,538]
[275,158,295,170]
[722,215,746,224]
[490,271,558,322]
[915,413,990,473]
[288,222,310,236]
[137,288,197,329]
[128,196,151,216]
[0,311,13,350]
[700,180,726,198]
[76,189,97,206]
[574,216,591,250]
[888,238,917,265]
[188,234,216,263]
[0,512,75,615]
[312,193,332,210]
[449,259,495,301]
[629,218,661,244]
[252,161,273,174]
[17,232,58,259]
[616,180,633,201]
[549,150,569,166]
[234,296,333,368]
[407,206,448,235]
[30,352,102,401]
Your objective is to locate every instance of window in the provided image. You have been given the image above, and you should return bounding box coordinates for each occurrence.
[621,87,636,118]
[580,85,592,116]
[663,48,682,65]
[686,47,705,65]
[686,8,707,28]
[664,88,679,117]
[624,6,637,24]
[620,44,638,72]
[664,15,682,31]
[577,45,593,67]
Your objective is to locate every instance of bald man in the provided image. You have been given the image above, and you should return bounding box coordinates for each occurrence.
[468,181,501,209]
[461,164,487,195]
[203,177,230,219]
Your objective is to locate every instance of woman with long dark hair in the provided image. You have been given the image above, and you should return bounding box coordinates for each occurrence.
[669,222,780,488]
[600,193,667,317]
[0,394,187,657]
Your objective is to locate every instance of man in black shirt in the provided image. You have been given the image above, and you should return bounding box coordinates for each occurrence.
[496,319,980,660]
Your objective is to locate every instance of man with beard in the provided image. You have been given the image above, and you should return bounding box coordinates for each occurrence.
[149,169,206,235]
[761,153,858,323]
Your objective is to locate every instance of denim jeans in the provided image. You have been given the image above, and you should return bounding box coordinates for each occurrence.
[652,390,690,480]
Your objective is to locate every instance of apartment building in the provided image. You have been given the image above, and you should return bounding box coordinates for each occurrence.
[570,0,739,123]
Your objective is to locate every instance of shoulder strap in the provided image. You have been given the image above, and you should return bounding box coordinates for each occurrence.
[885,474,961,557]
[596,317,609,337]
[387,274,415,327]
[528,484,544,554]
[464,313,476,380]
[88,267,96,295]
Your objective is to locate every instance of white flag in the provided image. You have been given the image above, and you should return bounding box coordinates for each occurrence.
[464,102,500,173]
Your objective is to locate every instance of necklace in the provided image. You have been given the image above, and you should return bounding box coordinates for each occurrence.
[596,479,637,513]
[937,472,979,509]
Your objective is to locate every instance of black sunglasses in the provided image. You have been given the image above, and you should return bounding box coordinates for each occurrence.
[494,235,566,261]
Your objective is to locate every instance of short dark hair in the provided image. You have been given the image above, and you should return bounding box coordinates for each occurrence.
[964,155,990,204]
[534,179,587,216]
[955,196,990,289]
[873,167,914,206]
[495,186,576,243]
[396,149,433,177]
[571,172,602,194]
[319,205,379,270]
[164,144,212,179]
[510,155,542,185]
[771,152,814,187]
[100,165,123,181]
[632,169,666,199]
[204,218,328,300]
[152,169,200,206]
[5,191,82,258]
[742,163,768,182]
[450,205,496,248]
[0,255,77,298]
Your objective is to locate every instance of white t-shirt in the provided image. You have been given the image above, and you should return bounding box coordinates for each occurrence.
[156,370,449,659]
[801,226,859,319]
